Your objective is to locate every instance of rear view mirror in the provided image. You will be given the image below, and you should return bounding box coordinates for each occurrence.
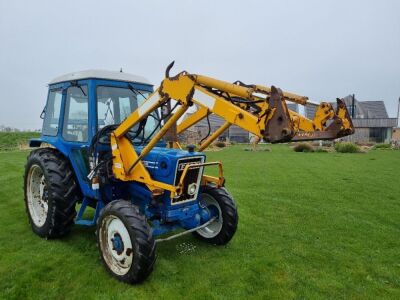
[40,106,46,119]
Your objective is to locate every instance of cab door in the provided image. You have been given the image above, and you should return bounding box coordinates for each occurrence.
[60,82,94,196]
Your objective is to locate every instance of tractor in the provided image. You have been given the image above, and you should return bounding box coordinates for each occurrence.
[24,63,354,283]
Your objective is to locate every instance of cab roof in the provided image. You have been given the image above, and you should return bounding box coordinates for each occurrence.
[49,69,152,85]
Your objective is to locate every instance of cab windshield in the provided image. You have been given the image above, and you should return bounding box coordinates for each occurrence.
[97,86,160,144]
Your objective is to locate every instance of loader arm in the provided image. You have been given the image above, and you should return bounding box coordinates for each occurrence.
[110,63,354,194]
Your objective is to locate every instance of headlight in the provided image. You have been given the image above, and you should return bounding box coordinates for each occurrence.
[187,183,197,196]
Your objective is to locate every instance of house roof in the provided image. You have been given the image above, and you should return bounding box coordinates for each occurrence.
[49,69,152,85]
[338,95,388,118]
[358,101,388,118]
[305,95,389,119]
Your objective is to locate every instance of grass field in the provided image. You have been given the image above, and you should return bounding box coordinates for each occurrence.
[0,145,399,299]
[0,132,40,151]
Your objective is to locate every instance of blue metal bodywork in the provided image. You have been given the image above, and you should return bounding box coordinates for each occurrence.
[31,78,210,236]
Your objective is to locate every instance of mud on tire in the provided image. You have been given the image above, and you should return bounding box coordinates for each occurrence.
[96,200,156,284]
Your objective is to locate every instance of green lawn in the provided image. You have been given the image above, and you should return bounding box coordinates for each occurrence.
[0,132,40,151]
[0,145,399,299]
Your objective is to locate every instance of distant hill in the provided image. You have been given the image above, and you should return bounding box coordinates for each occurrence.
[0,132,40,151]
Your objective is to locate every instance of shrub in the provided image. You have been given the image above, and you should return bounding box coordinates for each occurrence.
[355,142,375,147]
[314,148,328,153]
[244,147,271,152]
[373,143,391,150]
[293,143,314,152]
[311,141,333,147]
[334,142,361,153]
[214,141,226,148]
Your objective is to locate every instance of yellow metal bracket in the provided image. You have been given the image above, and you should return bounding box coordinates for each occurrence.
[110,134,177,194]
[176,161,225,196]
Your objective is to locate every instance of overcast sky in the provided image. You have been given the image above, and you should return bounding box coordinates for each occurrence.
[0,0,399,129]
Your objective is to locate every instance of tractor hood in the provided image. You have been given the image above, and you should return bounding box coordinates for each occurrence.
[135,146,205,185]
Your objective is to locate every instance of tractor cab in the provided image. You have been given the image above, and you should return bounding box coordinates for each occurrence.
[36,69,155,148]
[32,70,162,196]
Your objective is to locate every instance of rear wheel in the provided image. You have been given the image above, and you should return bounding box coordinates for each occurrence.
[24,148,80,238]
[194,185,238,245]
[97,200,156,284]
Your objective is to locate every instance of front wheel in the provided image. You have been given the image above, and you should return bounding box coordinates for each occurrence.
[97,200,156,284]
[194,185,238,245]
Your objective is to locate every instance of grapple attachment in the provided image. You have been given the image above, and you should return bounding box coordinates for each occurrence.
[262,87,355,143]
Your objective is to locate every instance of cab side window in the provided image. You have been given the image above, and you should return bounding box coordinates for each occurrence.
[62,86,89,142]
[42,90,62,136]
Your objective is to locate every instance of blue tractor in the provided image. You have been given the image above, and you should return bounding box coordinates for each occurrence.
[24,69,238,283]
[24,66,354,283]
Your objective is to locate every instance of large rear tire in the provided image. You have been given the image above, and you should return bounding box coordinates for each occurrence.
[194,185,238,245]
[97,200,156,284]
[24,148,80,238]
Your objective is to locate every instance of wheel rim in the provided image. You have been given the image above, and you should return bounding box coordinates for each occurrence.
[196,193,223,239]
[26,164,49,227]
[99,215,133,276]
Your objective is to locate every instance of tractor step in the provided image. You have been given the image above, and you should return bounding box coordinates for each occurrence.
[75,198,104,226]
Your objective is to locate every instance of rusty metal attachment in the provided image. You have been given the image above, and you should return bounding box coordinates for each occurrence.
[263,86,294,143]
[292,98,355,141]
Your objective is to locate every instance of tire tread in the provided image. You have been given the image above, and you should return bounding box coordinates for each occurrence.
[24,148,81,238]
[97,200,156,283]
[194,185,238,245]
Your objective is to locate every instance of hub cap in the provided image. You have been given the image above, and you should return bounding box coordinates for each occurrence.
[196,193,223,239]
[26,165,49,227]
[99,215,133,276]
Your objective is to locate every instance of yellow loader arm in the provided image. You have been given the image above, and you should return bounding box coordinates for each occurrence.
[177,75,354,145]
[110,62,354,194]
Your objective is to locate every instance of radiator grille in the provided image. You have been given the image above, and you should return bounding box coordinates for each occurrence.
[172,157,204,205]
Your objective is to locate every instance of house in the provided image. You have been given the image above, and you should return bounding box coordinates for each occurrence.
[305,95,397,143]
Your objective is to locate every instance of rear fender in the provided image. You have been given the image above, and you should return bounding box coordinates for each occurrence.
[28,137,94,199]
[29,137,69,157]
